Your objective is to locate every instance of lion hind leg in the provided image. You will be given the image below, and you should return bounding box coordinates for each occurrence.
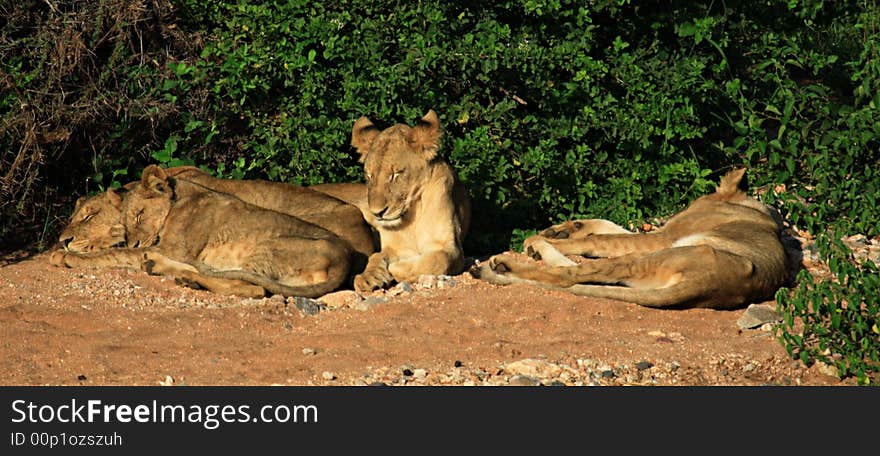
[199,238,351,298]
[142,251,266,298]
[175,270,266,298]
[539,218,633,240]
[531,232,673,258]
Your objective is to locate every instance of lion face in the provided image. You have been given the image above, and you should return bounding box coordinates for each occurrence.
[122,165,173,248]
[58,189,127,253]
[350,110,443,229]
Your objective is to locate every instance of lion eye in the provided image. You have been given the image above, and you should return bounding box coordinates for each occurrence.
[82,214,95,222]
[390,172,401,182]
[365,173,372,182]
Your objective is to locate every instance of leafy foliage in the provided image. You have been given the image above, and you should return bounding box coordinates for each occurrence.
[777,234,880,385]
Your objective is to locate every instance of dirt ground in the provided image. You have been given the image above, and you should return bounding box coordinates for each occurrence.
[0,248,853,387]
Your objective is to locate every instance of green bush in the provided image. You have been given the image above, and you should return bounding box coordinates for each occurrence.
[776,234,880,385]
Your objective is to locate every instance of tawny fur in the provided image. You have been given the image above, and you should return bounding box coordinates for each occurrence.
[51,166,354,298]
[475,168,788,309]
[348,109,472,292]
[56,166,376,272]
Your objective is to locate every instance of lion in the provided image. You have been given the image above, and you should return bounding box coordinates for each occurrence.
[56,183,136,253]
[58,166,376,263]
[475,168,788,309]
[348,109,471,292]
[51,165,353,298]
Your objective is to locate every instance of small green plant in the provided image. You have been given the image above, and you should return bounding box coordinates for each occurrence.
[776,233,880,385]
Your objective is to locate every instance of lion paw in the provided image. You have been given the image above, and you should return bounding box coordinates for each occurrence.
[174,276,203,290]
[488,254,531,275]
[522,235,553,259]
[354,267,394,293]
[49,250,69,268]
[540,220,589,239]
[141,258,157,275]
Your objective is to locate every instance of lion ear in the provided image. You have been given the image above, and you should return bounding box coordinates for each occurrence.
[140,165,171,197]
[408,109,442,161]
[717,168,748,195]
[351,116,379,163]
[73,196,86,214]
[106,188,124,209]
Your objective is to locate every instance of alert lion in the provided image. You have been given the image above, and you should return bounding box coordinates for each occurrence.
[475,168,788,309]
[348,109,471,292]
[51,165,353,298]
[58,166,376,262]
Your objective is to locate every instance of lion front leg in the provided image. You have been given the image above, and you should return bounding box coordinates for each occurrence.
[387,249,463,283]
[49,248,145,270]
[486,253,581,288]
[524,219,637,258]
[354,252,394,292]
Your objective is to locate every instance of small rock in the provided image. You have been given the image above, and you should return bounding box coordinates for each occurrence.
[322,371,336,381]
[402,367,414,377]
[600,370,616,379]
[737,303,782,329]
[842,234,868,247]
[368,382,388,387]
[413,368,427,380]
[813,360,839,378]
[159,375,174,386]
[454,360,463,368]
[635,361,654,371]
[504,358,562,378]
[269,294,286,303]
[508,375,541,386]
[417,275,437,288]
[437,275,457,288]
[302,348,317,356]
[544,380,566,387]
[292,296,324,316]
[77,374,87,381]
[387,282,413,296]
[319,290,362,309]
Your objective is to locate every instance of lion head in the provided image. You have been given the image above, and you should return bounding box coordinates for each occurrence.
[122,165,174,248]
[58,186,131,252]
[350,110,444,229]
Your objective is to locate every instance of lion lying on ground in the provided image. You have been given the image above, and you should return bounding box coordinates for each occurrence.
[475,168,788,309]
[57,166,376,263]
[51,166,353,298]
[347,109,471,292]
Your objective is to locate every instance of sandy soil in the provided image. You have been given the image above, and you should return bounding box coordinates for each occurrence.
[0,250,851,387]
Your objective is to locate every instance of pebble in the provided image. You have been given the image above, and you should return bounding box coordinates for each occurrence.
[302,348,317,356]
[508,375,541,386]
[291,297,324,316]
[413,368,427,380]
[737,303,782,329]
[322,371,336,381]
[387,282,413,296]
[600,370,616,379]
[417,275,437,288]
[319,290,362,309]
[635,361,654,371]
[504,358,562,378]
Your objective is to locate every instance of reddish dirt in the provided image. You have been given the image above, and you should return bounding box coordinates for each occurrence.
[0,252,850,387]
